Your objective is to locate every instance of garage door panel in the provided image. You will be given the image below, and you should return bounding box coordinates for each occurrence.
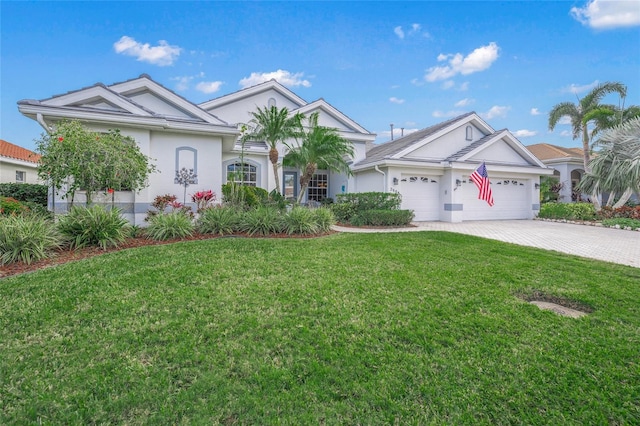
[400,176,440,221]
[463,178,529,220]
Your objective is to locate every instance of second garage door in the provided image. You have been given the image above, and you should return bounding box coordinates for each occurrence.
[462,177,530,220]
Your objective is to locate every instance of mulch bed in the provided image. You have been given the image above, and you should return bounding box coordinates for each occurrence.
[0,231,336,279]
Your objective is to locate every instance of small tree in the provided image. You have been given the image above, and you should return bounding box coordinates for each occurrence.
[36,120,156,206]
[283,113,354,204]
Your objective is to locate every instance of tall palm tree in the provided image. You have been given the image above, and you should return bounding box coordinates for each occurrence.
[245,105,304,194]
[283,112,355,204]
[548,82,627,173]
[578,117,640,208]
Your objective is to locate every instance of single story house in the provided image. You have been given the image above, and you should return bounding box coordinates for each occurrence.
[18,74,552,223]
[0,139,42,184]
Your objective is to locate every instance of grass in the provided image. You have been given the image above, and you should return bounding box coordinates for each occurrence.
[1,232,639,424]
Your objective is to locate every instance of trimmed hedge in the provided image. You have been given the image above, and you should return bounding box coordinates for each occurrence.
[350,209,414,227]
[0,183,48,206]
[537,202,596,221]
[335,192,402,211]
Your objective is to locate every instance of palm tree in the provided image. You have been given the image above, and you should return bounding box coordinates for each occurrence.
[245,106,304,194]
[548,82,627,173]
[578,117,640,208]
[283,112,355,204]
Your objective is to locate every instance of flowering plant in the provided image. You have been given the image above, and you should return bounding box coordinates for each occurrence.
[191,189,216,211]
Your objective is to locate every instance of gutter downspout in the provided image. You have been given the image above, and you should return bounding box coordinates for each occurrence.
[374,165,387,192]
[36,113,52,133]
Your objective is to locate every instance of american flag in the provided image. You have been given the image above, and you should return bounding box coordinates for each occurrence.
[470,162,494,206]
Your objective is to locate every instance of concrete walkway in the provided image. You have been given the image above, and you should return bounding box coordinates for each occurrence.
[333,220,640,268]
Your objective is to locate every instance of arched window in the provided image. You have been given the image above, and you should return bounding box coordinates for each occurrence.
[465,125,473,141]
[225,160,259,187]
[174,146,198,184]
[268,97,276,108]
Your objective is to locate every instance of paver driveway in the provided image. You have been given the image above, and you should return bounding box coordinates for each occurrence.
[333,220,640,268]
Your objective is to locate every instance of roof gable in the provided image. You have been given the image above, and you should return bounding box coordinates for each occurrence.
[527,143,583,161]
[39,84,153,116]
[199,79,307,111]
[449,130,546,167]
[108,75,227,125]
[295,99,371,134]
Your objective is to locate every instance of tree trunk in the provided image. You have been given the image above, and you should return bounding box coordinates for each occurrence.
[270,148,281,194]
[582,126,601,210]
[612,188,633,209]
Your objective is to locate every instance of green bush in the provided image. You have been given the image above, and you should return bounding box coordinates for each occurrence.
[0,197,29,216]
[282,207,318,235]
[537,202,596,221]
[57,205,130,250]
[336,192,402,211]
[350,209,414,227]
[146,211,194,241]
[0,183,48,206]
[240,207,283,236]
[330,202,358,223]
[197,206,241,235]
[0,215,61,265]
[312,207,336,233]
[601,218,640,230]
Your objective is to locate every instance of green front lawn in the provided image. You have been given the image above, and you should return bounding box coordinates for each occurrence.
[1,232,639,424]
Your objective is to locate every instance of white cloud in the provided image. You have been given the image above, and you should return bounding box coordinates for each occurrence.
[432,110,465,118]
[113,36,181,66]
[395,23,429,40]
[458,82,470,91]
[410,78,425,87]
[196,81,224,94]
[394,26,405,39]
[389,97,405,104]
[571,0,640,29]
[454,98,475,107]
[239,70,311,89]
[560,130,573,137]
[530,107,542,115]
[558,116,572,125]
[425,42,500,82]
[513,129,538,137]
[171,72,205,91]
[562,80,599,94]
[480,105,510,119]
[441,80,455,90]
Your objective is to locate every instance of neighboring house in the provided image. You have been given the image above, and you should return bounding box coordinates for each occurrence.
[527,143,585,203]
[0,139,42,184]
[353,113,553,221]
[18,74,552,223]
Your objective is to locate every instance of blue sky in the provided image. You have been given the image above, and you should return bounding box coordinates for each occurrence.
[1,0,639,151]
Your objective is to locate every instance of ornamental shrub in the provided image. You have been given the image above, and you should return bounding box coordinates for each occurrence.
[282,207,318,235]
[335,192,402,211]
[0,215,61,265]
[240,207,283,236]
[601,218,640,230]
[197,206,241,235]
[537,202,596,221]
[598,205,640,220]
[0,183,48,206]
[56,205,130,250]
[312,207,336,233]
[146,211,194,241]
[0,197,29,216]
[350,209,414,227]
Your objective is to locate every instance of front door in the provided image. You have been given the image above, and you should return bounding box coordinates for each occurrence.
[283,171,297,199]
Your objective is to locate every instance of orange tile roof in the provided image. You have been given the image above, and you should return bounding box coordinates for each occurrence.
[0,139,41,164]
[527,143,583,161]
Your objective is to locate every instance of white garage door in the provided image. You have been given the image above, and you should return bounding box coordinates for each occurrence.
[462,177,530,220]
[400,175,440,221]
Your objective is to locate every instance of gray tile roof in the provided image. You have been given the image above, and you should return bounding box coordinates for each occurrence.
[354,112,475,166]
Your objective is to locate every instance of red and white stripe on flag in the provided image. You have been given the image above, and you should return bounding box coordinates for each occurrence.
[469,162,494,206]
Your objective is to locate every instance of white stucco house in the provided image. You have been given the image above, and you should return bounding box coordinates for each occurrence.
[18,74,552,223]
[0,139,42,185]
[526,143,585,203]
